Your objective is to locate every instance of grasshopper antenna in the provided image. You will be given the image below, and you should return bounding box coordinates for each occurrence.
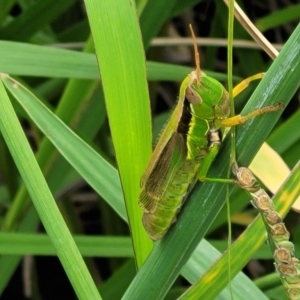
[189,24,200,86]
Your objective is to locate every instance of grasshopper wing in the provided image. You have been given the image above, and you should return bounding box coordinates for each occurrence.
[139,132,187,213]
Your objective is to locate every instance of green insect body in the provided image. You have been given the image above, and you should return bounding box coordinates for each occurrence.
[139,71,230,240]
[138,30,282,240]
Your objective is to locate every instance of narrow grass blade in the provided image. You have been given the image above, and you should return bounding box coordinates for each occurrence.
[84,0,153,266]
[0,77,101,299]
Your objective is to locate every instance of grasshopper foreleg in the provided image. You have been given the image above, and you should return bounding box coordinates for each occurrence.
[232,73,265,97]
[221,102,284,127]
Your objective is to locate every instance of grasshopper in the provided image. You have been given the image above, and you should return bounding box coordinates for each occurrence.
[139,27,283,240]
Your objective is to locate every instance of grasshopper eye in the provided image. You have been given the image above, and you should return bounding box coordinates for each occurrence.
[185,86,202,104]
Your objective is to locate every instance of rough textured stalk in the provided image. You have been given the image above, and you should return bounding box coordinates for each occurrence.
[234,163,300,300]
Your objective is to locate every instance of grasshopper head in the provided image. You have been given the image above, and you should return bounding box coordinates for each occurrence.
[188,24,230,119]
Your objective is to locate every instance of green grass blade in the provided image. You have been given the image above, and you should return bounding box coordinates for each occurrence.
[0,41,100,79]
[0,77,101,300]
[0,233,133,257]
[83,0,153,266]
